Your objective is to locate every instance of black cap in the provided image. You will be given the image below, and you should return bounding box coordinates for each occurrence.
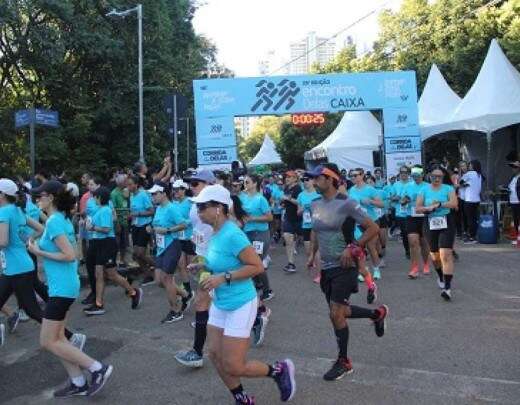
[93,186,111,201]
[31,180,65,196]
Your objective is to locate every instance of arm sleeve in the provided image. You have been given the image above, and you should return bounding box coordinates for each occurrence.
[260,196,271,214]
[98,208,113,228]
[342,199,370,225]
[229,229,251,257]
[0,208,9,224]
[47,217,65,241]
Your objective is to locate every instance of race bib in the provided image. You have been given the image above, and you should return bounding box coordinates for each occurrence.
[411,207,424,218]
[429,216,447,230]
[156,234,165,249]
[253,241,264,255]
[0,250,6,271]
[178,230,186,240]
[86,216,93,228]
[375,208,384,218]
[193,231,205,246]
[303,210,312,224]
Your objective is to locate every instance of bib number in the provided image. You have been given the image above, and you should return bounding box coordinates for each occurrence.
[429,216,447,230]
[253,241,264,255]
[86,216,93,228]
[302,210,312,225]
[178,230,185,240]
[411,207,424,218]
[0,250,6,271]
[156,234,165,249]
[193,231,205,246]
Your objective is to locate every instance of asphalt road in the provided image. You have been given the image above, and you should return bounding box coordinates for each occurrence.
[1,239,520,405]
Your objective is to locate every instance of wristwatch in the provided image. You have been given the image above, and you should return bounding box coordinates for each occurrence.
[224,272,232,285]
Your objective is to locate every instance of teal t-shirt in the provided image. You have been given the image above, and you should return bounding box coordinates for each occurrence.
[152,202,186,256]
[419,184,455,217]
[91,205,115,239]
[0,204,34,276]
[348,184,380,221]
[270,185,284,215]
[174,198,193,241]
[205,220,256,311]
[404,181,430,217]
[23,199,40,238]
[296,190,321,229]
[130,189,153,227]
[85,197,99,240]
[39,212,80,298]
[239,193,271,233]
[392,180,412,218]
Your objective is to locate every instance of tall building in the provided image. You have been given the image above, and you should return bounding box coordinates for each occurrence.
[288,32,336,75]
[236,116,259,138]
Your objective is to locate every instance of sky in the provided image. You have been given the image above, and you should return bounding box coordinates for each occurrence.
[193,0,402,77]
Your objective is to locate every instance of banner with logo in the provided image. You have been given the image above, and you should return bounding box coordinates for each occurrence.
[386,152,422,178]
[384,136,422,154]
[197,146,238,165]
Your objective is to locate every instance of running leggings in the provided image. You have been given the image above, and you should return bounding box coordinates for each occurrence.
[0,272,73,339]
[396,217,409,255]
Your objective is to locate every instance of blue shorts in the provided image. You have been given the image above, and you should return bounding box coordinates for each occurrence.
[155,240,182,274]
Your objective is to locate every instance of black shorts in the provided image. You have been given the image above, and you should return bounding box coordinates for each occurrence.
[283,220,301,235]
[180,240,196,256]
[273,214,282,220]
[155,240,182,274]
[406,216,425,236]
[44,297,75,321]
[302,228,312,242]
[132,225,150,248]
[424,214,456,253]
[253,274,264,291]
[320,267,359,306]
[90,238,117,268]
[376,215,388,229]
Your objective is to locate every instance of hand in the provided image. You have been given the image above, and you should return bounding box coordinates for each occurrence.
[340,247,355,269]
[86,223,94,231]
[242,216,250,224]
[201,274,225,291]
[27,239,41,256]
[154,227,168,235]
[187,263,204,273]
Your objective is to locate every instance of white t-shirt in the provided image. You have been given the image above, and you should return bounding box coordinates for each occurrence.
[189,204,213,257]
[461,171,482,203]
[509,175,520,204]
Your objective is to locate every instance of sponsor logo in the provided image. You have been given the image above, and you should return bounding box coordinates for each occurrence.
[251,79,301,112]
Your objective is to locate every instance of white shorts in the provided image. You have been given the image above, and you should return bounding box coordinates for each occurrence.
[208,297,258,338]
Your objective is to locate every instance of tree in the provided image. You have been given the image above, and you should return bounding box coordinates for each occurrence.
[238,116,285,162]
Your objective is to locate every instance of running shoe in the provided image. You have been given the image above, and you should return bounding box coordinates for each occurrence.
[357,274,365,282]
[83,304,105,316]
[373,269,381,280]
[262,290,275,301]
[283,263,296,273]
[273,359,296,401]
[161,311,184,323]
[236,394,256,404]
[131,288,143,309]
[422,265,430,275]
[252,316,266,346]
[70,333,87,351]
[7,311,20,333]
[54,381,89,397]
[190,321,196,329]
[81,292,95,306]
[407,269,419,279]
[313,274,321,284]
[367,283,377,304]
[87,364,113,397]
[436,278,445,290]
[261,307,272,323]
[181,292,194,312]
[174,349,203,368]
[18,309,29,322]
[373,305,388,337]
[441,289,452,301]
[141,276,155,287]
[0,323,5,347]
[463,238,478,245]
[323,357,353,381]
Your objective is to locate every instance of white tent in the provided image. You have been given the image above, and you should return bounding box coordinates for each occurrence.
[305,111,381,171]
[248,134,282,166]
[419,64,462,141]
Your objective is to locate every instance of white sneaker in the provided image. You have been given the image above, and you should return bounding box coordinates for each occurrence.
[441,289,451,301]
[18,309,29,322]
[437,278,445,290]
[70,333,87,351]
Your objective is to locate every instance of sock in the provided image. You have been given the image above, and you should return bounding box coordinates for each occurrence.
[363,272,374,288]
[334,326,349,358]
[193,310,209,356]
[258,304,266,314]
[435,267,444,282]
[64,329,73,340]
[88,361,102,373]
[253,313,261,327]
[183,282,192,295]
[378,253,384,258]
[71,374,86,387]
[349,305,377,320]
[444,274,453,290]
[230,384,246,402]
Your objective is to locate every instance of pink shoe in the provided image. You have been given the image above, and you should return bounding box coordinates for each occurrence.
[422,265,430,275]
[313,274,321,284]
[408,268,419,279]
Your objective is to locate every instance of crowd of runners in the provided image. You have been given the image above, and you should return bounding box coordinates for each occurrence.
[2,154,518,404]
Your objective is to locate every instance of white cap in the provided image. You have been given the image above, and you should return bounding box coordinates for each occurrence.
[147,184,166,194]
[66,182,80,197]
[190,184,232,207]
[0,179,18,196]
[171,179,189,189]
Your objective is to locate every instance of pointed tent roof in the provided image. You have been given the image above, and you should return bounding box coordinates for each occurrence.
[305,110,381,161]
[419,64,461,140]
[248,134,282,166]
[421,39,520,138]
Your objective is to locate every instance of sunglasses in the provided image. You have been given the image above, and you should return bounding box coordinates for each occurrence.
[196,202,215,211]
[430,175,443,179]
[302,177,311,182]
[350,173,362,178]
[190,181,200,187]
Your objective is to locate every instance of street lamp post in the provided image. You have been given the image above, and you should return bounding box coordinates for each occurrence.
[106,4,144,162]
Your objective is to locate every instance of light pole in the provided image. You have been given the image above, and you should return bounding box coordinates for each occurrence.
[106,4,144,162]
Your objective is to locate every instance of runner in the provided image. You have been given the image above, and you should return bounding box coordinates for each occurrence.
[416,166,458,300]
[268,176,284,243]
[127,175,156,286]
[174,169,216,368]
[305,165,388,381]
[148,181,189,323]
[403,166,430,278]
[281,171,302,273]
[191,184,296,404]
[296,176,321,281]
[83,186,142,315]
[391,166,412,258]
[27,180,113,397]
[110,173,130,268]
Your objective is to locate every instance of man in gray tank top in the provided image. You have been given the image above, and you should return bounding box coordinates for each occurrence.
[306,163,389,382]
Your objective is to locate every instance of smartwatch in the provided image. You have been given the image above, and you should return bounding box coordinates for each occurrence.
[224,272,232,285]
